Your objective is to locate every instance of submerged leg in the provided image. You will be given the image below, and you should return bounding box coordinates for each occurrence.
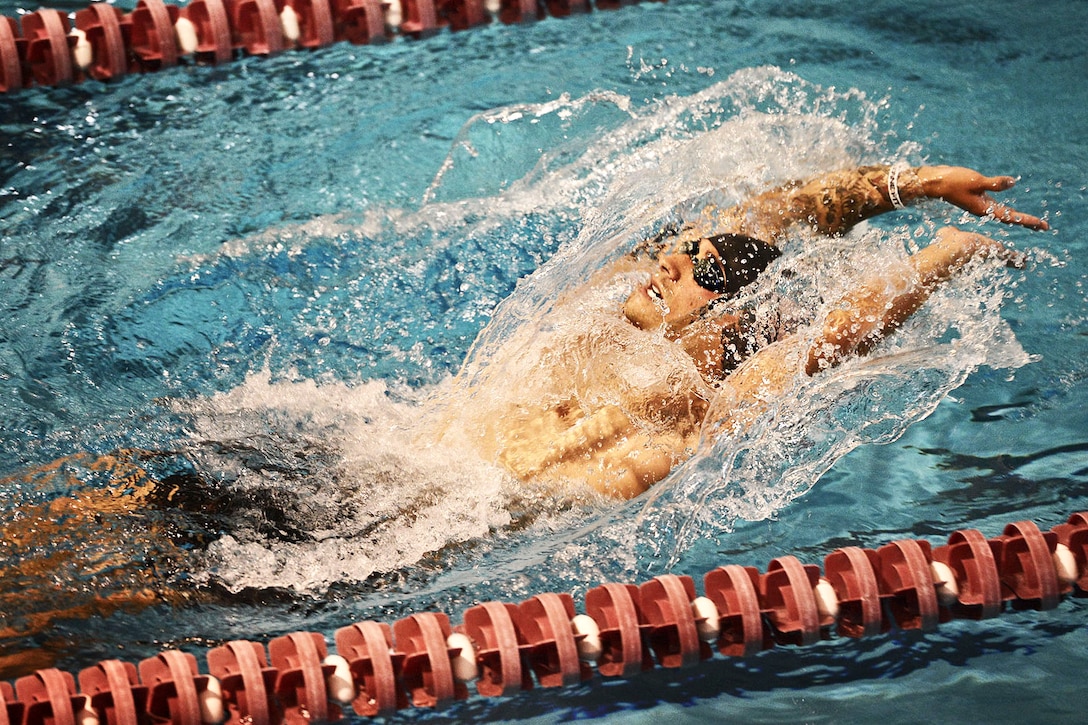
[0,450,203,678]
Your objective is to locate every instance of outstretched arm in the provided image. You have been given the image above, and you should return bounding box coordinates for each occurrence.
[716,165,1048,242]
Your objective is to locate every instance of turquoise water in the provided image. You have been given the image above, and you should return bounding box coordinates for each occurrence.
[2,0,1087,721]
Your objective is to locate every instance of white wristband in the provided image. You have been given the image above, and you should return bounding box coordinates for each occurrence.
[887,162,910,210]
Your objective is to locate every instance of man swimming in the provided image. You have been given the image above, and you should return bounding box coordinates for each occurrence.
[452,164,1048,498]
[0,161,1048,671]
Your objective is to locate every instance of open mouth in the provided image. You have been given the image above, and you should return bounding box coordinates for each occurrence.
[647,281,670,315]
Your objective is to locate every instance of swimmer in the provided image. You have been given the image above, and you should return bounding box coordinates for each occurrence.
[0,162,1047,672]
[454,164,1048,498]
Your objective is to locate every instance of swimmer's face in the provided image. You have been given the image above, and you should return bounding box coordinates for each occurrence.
[623,239,727,331]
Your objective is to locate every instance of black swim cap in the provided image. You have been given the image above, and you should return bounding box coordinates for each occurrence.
[705,233,782,297]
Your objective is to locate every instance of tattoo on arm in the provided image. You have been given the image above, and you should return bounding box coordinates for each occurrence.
[785,166,891,235]
[725,165,922,240]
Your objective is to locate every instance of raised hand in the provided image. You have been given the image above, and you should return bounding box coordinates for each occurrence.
[918,165,1049,231]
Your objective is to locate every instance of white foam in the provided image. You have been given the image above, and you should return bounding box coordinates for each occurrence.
[177,372,514,592]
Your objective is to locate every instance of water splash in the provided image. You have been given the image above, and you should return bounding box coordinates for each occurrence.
[174,68,1029,594]
[174,373,515,593]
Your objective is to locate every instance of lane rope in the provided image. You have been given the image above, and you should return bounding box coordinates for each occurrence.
[2,511,1086,722]
[0,0,651,93]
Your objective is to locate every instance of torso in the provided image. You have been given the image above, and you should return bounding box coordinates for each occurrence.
[435,269,717,498]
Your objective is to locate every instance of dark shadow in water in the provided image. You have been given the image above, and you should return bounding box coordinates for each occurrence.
[919,441,1088,478]
[910,441,1088,526]
[800,442,1088,557]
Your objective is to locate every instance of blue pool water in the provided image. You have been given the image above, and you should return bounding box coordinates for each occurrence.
[2,0,1087,721]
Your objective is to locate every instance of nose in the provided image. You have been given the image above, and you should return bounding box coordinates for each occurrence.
[658,253,688,281]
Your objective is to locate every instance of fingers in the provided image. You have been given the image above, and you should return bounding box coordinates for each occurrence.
[983,174,1017,192]
[969,174,1049,230]
[989,201,1049,230]
[935,225,1026,268]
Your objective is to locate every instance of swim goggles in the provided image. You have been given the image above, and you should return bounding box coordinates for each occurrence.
[676,234,782,296]
[675,239,729,293]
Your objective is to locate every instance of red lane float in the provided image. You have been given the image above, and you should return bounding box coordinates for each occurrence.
[22,9,72,86]
[0,16,24,93]
[1052,511,1088,591]
[1,512,1087,723]
[584,582,652,678]
[14,670,82,725]
[398,0,440,38]
[462,601,533,697]
[516,593,591,687]
[498,0,540,24]
[440,0,489,31]
[761,555,823,646]
[703,564,766,656]
[1,682,25,725]
[545,0,591,16]
[268,632,339,725]
[331,0,386,45]
[73,4,127,80]
[393,612,466,708]
[139,651,207,725]
[877,538,942,631]
[996,520,1062,609]
[181,0,235,63]
[639,574,708,668]
[823,546,885,637]
[207,641,281,725]
[933,528,1002,619]
[129,0,181,69]
[225,0,284,55]
[280,0,335,48]
[77,661,146,725]
[333,621,405,717]
[596,0,663,9]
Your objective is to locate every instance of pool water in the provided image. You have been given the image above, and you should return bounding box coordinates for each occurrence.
[2,0,1087,721]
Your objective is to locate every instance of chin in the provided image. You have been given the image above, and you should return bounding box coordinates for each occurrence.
[622,294,663,331]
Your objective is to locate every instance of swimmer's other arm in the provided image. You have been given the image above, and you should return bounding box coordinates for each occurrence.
[803,226,1024,374]
[710,227,1024,436]
[719,165,1049,241]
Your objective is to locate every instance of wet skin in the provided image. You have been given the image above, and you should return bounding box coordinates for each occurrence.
[622,238,726,332]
